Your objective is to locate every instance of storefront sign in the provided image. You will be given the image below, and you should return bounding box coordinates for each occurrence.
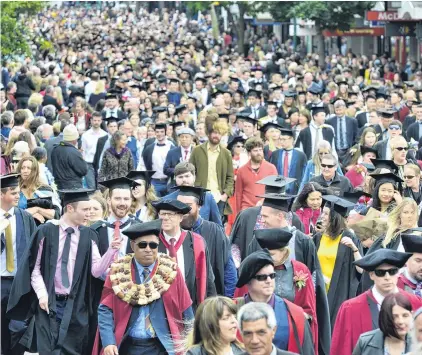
[322,27,385,37]
[366,11,400,21]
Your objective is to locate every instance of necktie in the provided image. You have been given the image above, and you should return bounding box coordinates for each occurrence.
[184,149,189,161]
[416,282,422,297]
[141,266,154,333]
[168,238,177,260]
[61,227,74,288]
[142,267,150,283]
[339,118,345,149]
[4,213,14,272]
[313,126,321,155]
[283,151,289,177]
[113,221,121,241]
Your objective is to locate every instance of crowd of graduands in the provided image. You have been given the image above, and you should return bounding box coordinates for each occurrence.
[5,2,422,355]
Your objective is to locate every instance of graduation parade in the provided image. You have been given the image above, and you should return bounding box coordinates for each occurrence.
[4,1,422,355]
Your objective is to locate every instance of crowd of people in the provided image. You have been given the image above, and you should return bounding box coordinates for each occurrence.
[3,2,422,355]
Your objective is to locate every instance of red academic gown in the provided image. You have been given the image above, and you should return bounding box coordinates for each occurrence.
[92,262,192,355]
[330,289,422,355]
[397,273,421,295]
[233,260,318,355]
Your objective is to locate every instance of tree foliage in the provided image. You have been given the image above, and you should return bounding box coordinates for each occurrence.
[1,1,44,57]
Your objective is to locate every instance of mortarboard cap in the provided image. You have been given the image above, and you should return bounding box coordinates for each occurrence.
[258,193,296,212]
[175,104,188,114]
[154,122,168,130]
[59,189,94,207]
[307,83,322,95]
[283,91,296,98]
[343,191,372,204]
[195,77,207,84]
[401,234,422,254]
[266,101,279,107]
[187,94,198,102]
[353,249,412,271]
[310,106,326,116]
[106,93,118,100]
[259,122,283,133]
[256,175,296,194]
[126,170,155,188]
[152,199,191,215]
[369,172,403,186]
[361,162,376,172]
[99,177,134,191]
[279,128,294,137]
[152,106,168,113]
[123,220,162,240]
[370,159,398,173]
[176,186,209,206]
[236,249,274,288]
[248,89,262,98]
[255,228,293,250]
[0,174,20,188]
[322,195,355,218]
[377,109,395,119]
[227,135,246,151]
[360,146,378,158]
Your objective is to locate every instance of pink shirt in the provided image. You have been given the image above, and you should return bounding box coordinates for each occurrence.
[31,220,118,299]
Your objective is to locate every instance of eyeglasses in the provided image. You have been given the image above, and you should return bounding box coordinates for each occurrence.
[321,164,335,169]
[158,212,178,219]
[404,175,415,180]
[389,125,401,130]
[253,273,276,282]
[395,147,408,151]
[373,268,399,277]
[136,241,159,249]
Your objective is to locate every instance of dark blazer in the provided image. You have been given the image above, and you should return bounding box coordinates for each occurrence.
[403,114,416,134]
[93,135,109,172]
[406,121,422,142]
[355,111,370,129]
[239,348,296,355]
[142,141,175,172]
[295,125,335,160]
[164,146,189,180]
[101,109,127,122]
[352,329,412,355]
[44,134,64,173]
[245,105,268,119]
[42,95,62,111]
[373,139,389,160]
[309,172,354,195]
[326,116,359,149]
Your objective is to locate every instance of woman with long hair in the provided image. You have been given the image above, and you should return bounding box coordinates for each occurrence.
[353,293,413,355]
[300,140,343,191]
[232,90,246,110]
[314,195,363,327]
[141,97,154,118]
[87,191,108,225]
[71,97,92,134]
[88,79,107,107]
[126,170,158,222]
[98,131,134,182]
[186,296,244,355]
[16,156,60,224]
[391,136,417,182]
[295,109,311,136]
[260,122,282,161]
[343,127,377,170]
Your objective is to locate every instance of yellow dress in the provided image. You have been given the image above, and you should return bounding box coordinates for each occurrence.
[318,234,341,292]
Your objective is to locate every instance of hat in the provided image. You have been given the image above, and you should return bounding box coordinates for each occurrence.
[175,104,188,114]
[369,172,403,186]
[63,124,79,141]
[227,135,246,151]
[99,176,134,191]
[123,220,162,240]
[310,106,326,116]
[152,106,168,113]
[175,186,209,206]
[307,83,322,95]
[236,114,258,126]
[360,146,378,158]
[177,127,195,136]
[361,162,376,172]
[126,170,155,188]
[370,159,398,173]
[236,249,274,287]
[256,175,296,194]
[154,122,168,130]
[248,89,262,98]
[258,193,296,212]
[59,189,94,207]
[353,249,412,271]
[259,122,283,133]
[343,191,371,204]
[152,199,191,214]
[0,174,20,188]
[322,195,355,218]
[279,128,294,137]
[401,234,422,253]
[255,228,293,250]
[377,109,395,118]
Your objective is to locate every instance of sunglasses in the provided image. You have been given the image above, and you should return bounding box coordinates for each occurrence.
[321,164,335,168]
[389,125,401,130]
[137,241,159,249]
[404,175,415,179]
[395,147,408,151]
[373,268,399,277]
[253,273,276,282]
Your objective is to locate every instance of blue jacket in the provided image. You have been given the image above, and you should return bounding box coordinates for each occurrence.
[299,160,344,192]
[126,137,138,168]
[164,146,184,181]
[164,190,222,226]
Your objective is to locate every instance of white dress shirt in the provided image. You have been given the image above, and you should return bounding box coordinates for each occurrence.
[81,128,108,163]
[372,286,399,310]
[152,140,172,179]
[0,207,17,276]
[163,230,185,278]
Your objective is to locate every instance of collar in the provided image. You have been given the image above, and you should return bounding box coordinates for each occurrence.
[107,214,130,225]
[270,345,277,355]
[310,121,320,129]
[404,268,420,285]
[134,259,156,273]
[192,216,203,231]
[0,207,14,218]
[372,286,399,305]
[207,142,220,153]
[163,229,182,243]
[59,217,79,233]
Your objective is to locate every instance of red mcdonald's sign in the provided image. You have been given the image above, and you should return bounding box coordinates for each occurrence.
[366,11,400,21]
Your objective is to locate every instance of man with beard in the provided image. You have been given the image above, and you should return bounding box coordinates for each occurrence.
[233,193,331,355]
[190,111,234,219]
[234,137,277,213]
[176,185,237,297]
[398,233,422,295]
[88,177,141,355]
[152,198,216,309]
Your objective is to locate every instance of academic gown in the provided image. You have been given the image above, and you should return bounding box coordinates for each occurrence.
[230,206,304,262]
[397,273,420,295]
[6,223,97,355]
[330,289,422,355]
[246,229,332,355]
[92,258,193,355]
[191,217,234,296]
[314,230,362,329]
[158,230,217,309]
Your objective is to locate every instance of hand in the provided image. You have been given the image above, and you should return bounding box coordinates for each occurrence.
[393,191,403,204]
[220,193,228,202]
[39,296,49,314]
[104,345,119,355]
[33,213,45,224]
[110,238,122,250]
[341,237,357,251]
[26,207,39,216]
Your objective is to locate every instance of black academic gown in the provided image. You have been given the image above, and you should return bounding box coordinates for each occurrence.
[192,218,230,296]
[313,230,362,329]
[158,230,216,309]
[6,223,97,355]
[245,227,332,355]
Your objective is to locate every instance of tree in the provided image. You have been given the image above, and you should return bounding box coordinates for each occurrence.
[1,1,44,58]
[264,1,375,65]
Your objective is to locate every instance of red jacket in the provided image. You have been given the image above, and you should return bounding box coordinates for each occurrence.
[295,207,321,235]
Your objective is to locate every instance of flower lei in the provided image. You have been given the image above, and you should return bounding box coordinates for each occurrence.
[110,253,177,306]
[293,270,309,291]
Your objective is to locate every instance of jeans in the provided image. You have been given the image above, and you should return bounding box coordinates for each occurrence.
[119,337,166,355]
[151,179,168,197]
[84,163,96,189]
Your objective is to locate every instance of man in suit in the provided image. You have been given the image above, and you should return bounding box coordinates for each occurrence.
[164,128,195,186]
[405,104,422,142]
[93,117,118,174]
[246,89,267,119]
[374,120,403,160]
[305,82,330,116]
[142,123,175,197]
[355,95,377,128]
[101,93,127,121]
[1,174,37,355]
[270,128,307,194]
[327,99,358,165]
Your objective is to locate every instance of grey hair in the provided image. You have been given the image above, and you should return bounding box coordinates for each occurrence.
[237,302,277,332]
[333,99,346,108]
[45,85,55,94]
[42,105,57,119]
[316,140,332,151]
